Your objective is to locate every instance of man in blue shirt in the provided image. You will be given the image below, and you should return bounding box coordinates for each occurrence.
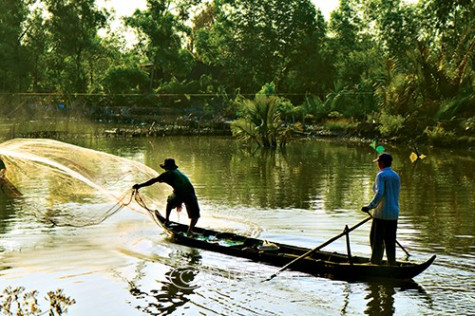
[133,158,200,235]
[362,152,400,265]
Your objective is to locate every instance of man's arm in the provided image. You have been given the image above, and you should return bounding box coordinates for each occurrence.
[365,173,385,210]
[133,176,160,189]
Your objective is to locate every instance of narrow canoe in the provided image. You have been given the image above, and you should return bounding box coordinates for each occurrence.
[153,211,436,281]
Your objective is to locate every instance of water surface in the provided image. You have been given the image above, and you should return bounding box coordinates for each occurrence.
[1,136,473,315]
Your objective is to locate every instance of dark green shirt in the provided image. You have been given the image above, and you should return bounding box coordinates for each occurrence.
[157,169,195,196]
[0,158,6,170]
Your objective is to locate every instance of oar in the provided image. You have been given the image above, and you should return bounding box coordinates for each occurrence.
[264,216,372,282]
[396,240,410,257]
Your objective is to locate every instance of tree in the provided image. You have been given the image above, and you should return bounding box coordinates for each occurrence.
[231,83,299,147]
[125,0,196,92]
[0,0,30,92]
[328,0,383,86]
[194,0,323,94]
[329,0,361,56]
[23,8,49,92]
[420,0,474,52]
[45,0,107,93]
[362,0,419,64]
[278,7,330,103]
[102,65,149,95]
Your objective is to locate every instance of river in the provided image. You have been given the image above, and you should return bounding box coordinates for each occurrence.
[0,135,473,315]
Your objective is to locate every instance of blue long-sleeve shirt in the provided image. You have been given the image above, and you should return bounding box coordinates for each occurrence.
[366,167,400,220]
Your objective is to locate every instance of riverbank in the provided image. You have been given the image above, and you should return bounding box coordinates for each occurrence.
[96,122,474,149]
[1,117,473,150]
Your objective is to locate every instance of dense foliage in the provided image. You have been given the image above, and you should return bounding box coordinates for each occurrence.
[0,0,473,146]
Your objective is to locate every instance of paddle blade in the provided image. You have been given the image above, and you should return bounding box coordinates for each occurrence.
[263,273,278,283]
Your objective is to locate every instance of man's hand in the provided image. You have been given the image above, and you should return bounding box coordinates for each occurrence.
[361,206,369,213]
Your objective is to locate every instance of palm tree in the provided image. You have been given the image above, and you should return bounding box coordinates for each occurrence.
[231,94,283,147]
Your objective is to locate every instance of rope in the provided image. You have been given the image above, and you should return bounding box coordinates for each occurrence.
[133,189,161,227]
[44,189,136,227]
[40,189,163,228]
[133,190,153,212]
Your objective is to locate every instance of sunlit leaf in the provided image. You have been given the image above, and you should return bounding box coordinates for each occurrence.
[370,140,377,149]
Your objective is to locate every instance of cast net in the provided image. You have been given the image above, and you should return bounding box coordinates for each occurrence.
[0,138,167,226]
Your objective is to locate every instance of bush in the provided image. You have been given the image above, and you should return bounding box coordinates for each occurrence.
[378,112,405,137]
[324,118,358,132]
[424,124,457,146]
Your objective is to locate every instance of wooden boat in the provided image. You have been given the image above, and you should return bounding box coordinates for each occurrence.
[153,211,436,281]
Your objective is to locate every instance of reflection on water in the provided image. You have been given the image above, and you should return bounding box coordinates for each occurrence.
[128,250,201,316]
[0,135,473,315]
[365,283,396,316]
[338,280,421,316]
[0,286,75,316]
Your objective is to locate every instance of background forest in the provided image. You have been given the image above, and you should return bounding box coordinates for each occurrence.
[0,0,473,146]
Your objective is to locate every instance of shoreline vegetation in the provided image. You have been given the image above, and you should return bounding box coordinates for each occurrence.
[0,0,473,149]
[0,102,472,149]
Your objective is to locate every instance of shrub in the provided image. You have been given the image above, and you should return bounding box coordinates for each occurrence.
[424,124,456,146]
[378,112,405,137]
[324,118,358,131]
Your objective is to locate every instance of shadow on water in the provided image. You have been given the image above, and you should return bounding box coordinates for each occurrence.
[127,249,202,316]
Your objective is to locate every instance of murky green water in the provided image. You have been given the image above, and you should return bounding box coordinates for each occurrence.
[0,135,474,315]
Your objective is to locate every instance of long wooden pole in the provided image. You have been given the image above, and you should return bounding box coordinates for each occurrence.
[264,216,372,282]
[396,240,410,257]
[344,225,353,265]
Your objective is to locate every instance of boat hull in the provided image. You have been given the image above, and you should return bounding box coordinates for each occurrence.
[153,211,435,281]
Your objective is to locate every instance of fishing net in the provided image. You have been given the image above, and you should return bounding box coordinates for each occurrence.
[0,138,168,226]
